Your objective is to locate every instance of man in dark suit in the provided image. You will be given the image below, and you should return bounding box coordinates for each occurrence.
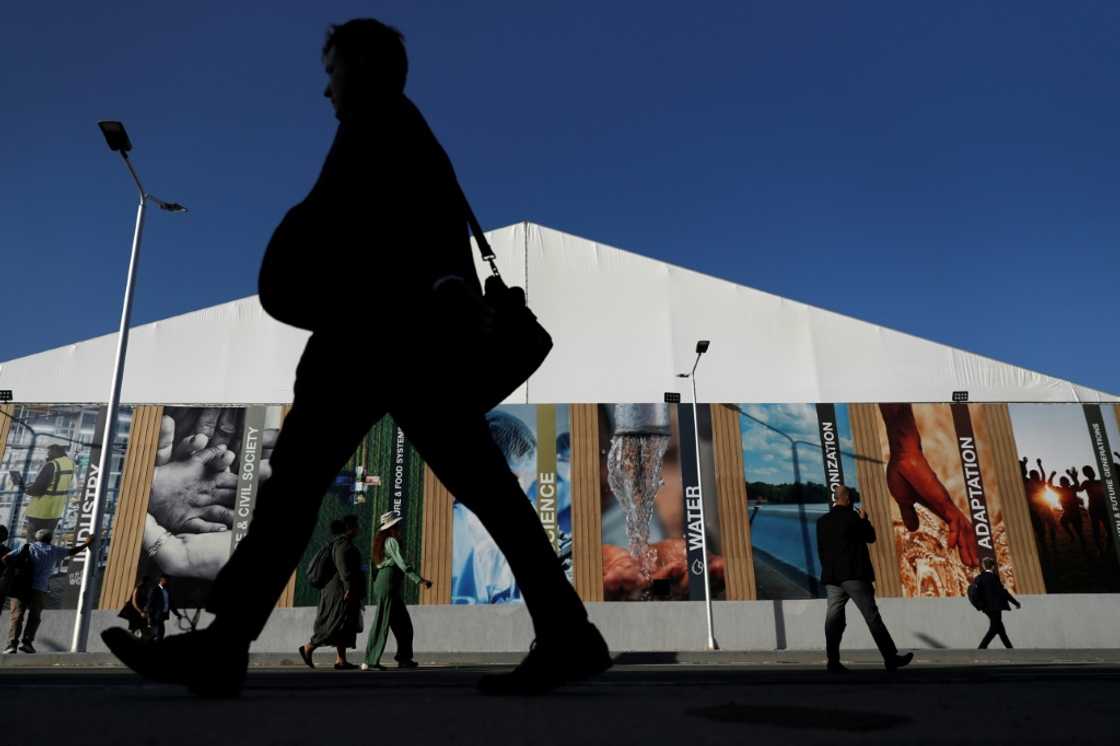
[817,485,913,672]
[145,575,175,642]
[975,557,1020,649]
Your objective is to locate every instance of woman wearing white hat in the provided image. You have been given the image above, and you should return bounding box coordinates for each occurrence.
[363,511,431,670]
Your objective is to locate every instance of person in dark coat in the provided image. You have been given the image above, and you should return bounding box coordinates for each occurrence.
[300,516,366,670]
[817,486,913,673]
[146,575,176,642]
[100,17,607,698]
[118,576,152,638]
[975,557,1021,649]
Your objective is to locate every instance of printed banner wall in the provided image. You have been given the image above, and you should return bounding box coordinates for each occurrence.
[451,404,573,604]
[137,406,283,610]
[872,403,1016,597]
[1008,403,1120,592]
[0,404,131,609]
[599,403,723,601]
[739,403,860,600]
[294,415,425,607]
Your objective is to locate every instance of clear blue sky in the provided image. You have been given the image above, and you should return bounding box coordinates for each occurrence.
[2,1,1117,394]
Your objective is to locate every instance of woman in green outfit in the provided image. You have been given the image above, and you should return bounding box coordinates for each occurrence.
[364,511,431,670]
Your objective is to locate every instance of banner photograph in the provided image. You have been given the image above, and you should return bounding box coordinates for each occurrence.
[0,404,131,609]
[293,415,426,607]
[598,403,724,601]
[452,405,572,604]
[137,405,283,610]
[870,403,1016,597]
[1008,403,1120,592]
[739,403,860,600]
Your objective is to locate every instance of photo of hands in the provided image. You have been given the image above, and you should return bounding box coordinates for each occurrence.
[137,405,282,609]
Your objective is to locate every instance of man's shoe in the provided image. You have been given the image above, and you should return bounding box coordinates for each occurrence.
[2,645,16,654]
[397,659,419,669]
[18,642,35,654]
[477,621,612,696]
[885,652,914,671]
[101,626,249,698]
[826,661,849,673]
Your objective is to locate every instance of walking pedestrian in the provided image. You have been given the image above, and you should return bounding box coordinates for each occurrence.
[146,575,175,642]
[4,529,92,654]
[974,557,1021,649]
[118,576,152,639]
[299,516,365,670]
[102,17,609,697]
[817,486,913,672]
[364,512,432,670]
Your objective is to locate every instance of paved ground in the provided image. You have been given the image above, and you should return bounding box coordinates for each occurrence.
[2,651,1117,745]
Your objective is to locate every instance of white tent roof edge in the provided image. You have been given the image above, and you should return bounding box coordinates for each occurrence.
[0,221,1115,405]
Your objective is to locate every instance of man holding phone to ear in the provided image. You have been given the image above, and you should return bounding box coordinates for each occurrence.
[816,485,913,673]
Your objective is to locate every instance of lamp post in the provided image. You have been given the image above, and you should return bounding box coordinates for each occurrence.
[70,122,187,653]
[677,339,717,650]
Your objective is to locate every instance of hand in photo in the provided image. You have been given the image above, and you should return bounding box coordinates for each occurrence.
[143,514,231,580]
[149,442,238,533]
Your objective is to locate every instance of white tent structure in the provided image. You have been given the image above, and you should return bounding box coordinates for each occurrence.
[1,222,1114,404]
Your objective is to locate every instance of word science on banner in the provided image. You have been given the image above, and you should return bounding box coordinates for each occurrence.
[677,402,707,601]
[1083,405,1120,567]
[815,404,846,503]
[536,404,559,553]
[950,403,997,567]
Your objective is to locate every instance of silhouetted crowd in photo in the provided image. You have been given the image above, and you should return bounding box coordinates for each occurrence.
[1020,455,1119,563]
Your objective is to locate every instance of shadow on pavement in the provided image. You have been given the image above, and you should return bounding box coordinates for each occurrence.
[686,702,912,732]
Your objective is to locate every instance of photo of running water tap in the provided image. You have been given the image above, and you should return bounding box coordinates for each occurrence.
[599,404,726,601]
[606,404,672,597]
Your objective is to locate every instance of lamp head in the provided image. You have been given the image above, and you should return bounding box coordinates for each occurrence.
[695,340,710,354]
[97,121,132,153]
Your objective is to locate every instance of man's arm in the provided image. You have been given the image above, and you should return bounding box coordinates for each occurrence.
[858,508,876,544]
[65,536,94,558]
[24,462,54,498]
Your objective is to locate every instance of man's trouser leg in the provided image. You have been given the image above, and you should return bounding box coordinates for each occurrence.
[842,580,898,661]
[389,599,414,663]
[980,611,1011,649]
[206,340,386,641]
[393,401,587,641]
[152,619,166,642]
[824,584,848,664]
[8,598,27,647]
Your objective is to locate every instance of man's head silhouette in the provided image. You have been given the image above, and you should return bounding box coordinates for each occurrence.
[322,19,407,118]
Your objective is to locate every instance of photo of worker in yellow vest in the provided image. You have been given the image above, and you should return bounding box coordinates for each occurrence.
[21,444,76,541]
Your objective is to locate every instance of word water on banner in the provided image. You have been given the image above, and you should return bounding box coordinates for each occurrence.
[536,404,560,553]
[950,403,997,567]
[390,424,411,521]
[1083,405,1120,567]
[677,402,707,601]
[815,403,846,504]
[231,406,268,551]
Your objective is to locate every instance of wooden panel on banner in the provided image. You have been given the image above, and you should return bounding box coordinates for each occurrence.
[848,404,902,598]
[275,405,298,608]
[571,404,604,602]
[100,406,163,610]
[711,404,756,600]
[983,404,1046,594]
[419,465,452,604]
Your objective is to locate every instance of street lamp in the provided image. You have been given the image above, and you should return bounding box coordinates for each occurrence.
[676,339,717,650]
[70,122,187,653]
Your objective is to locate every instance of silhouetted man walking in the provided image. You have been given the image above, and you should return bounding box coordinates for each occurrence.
[975,557,1020,649]
[817,486,912,672]
[102,18,608,697]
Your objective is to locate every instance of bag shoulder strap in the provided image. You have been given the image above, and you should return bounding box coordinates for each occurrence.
[451,171,501,281]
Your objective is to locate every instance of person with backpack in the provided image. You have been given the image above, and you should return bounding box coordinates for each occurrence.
[970,557,1021,649]
[299,516,366,670]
